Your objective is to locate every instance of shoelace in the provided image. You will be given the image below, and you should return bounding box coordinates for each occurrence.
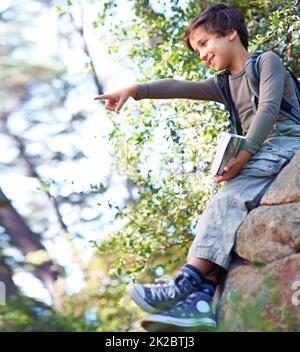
[144,276,185,302]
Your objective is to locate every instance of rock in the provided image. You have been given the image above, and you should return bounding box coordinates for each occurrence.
[261,150,300,205]
[217,150,300,331]
[217,254,300,331]
[235,203,300,264]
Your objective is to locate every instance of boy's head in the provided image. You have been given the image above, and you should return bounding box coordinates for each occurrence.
[184,4,249,71]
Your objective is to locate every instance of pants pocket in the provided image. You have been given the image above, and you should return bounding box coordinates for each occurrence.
[240,150,294,177]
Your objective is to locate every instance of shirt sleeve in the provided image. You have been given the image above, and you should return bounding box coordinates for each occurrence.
[240,51,287,155]
[133,76,224,103]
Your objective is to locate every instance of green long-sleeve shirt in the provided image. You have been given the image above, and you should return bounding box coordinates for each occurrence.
[133,51,299,155]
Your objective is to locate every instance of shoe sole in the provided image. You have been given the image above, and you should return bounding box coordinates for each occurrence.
[141,319,217,332]
[141,315,217,331]
[126,283,157,313]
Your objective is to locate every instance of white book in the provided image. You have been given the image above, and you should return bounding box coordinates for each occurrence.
[210,132,246,176]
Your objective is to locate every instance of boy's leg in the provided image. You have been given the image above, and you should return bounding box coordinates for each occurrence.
[187,257,216,276]
[186,138,297,273]
[187,140,296,270]
[128,174,274,317]
[127,175,272,314]
[203,264,224,284]
[186,172,277,270]
[139,174,275,329]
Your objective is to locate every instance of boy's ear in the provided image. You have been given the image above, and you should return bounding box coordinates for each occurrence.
[228,29,238,41]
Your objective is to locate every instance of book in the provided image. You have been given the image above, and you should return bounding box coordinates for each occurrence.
[210,132,246,176]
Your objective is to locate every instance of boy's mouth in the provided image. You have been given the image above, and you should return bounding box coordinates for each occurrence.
[208,56,215,66]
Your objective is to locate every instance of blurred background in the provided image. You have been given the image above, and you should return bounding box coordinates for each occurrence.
[0,0,299,331]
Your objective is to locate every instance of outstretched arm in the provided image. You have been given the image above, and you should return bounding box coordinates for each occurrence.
[133,77,224,103]
[94,76,224,114]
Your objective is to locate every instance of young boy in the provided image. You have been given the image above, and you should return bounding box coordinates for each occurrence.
[94,4,300,329]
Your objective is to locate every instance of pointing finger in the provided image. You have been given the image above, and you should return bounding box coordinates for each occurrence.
[94,94,109,100]
[115,96,127,114]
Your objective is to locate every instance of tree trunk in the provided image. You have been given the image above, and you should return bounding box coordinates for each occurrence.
[0,188,61,309]
[0,255,18,303]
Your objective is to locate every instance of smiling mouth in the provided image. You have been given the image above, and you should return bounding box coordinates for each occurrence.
[208,56,215,66]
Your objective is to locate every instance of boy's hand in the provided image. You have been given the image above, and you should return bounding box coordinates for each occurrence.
[213,157,244,183]
[94,84,138,114]
[213,149,253,183]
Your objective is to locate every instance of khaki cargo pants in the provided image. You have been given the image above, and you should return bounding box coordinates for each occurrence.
[187,121,300,270]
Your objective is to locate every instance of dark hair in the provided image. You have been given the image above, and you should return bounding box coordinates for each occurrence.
[183,4,249,52]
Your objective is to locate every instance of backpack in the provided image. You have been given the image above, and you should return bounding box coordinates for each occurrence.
[213,51,300,136]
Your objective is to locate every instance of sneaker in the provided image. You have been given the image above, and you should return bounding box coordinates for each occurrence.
[141,291,217,330]
[126,266,202,313]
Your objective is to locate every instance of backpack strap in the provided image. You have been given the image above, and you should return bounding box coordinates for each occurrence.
[244,51,263,113]
[286,67,300,102]
[245,51,300,124]
[213,70,243,135]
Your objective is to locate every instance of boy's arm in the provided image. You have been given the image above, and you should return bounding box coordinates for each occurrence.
[215,52,287,184]
[239,51,287,155]
[132,77,224,104]
[215,53,287,184]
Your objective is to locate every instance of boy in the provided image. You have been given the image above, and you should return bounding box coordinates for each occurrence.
[94,4,300,329]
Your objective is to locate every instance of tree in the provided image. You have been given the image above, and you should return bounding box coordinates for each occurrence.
[1,0,111,330]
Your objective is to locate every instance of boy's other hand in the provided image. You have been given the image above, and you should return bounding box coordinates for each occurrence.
[94,84,138,114]
[213,157,244,183]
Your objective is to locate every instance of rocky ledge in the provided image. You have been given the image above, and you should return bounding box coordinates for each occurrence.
[217,150,300,332]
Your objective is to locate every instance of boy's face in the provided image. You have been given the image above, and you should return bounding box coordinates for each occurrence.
[189,26,237,71]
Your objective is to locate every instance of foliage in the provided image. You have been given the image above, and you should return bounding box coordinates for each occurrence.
[0,296,96,332]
